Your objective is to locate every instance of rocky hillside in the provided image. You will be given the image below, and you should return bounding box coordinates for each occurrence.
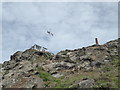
[0,38,119,89]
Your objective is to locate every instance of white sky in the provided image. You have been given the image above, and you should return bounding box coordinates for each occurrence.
[0,2,118,63]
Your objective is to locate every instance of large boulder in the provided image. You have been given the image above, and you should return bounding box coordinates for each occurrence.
[42,61,75,73]
[2,61,19,70]
[52,72,64,78]
[2,75,44,88]
[10,51,23,61]
[90,61,103,67]
[78,78,95,88]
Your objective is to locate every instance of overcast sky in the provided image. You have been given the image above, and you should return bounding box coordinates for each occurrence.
[1,2,118,63]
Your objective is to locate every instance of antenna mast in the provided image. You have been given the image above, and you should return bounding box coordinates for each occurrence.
[95,38,99,45]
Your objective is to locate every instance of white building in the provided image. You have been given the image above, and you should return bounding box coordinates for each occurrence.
[31,44,47,51]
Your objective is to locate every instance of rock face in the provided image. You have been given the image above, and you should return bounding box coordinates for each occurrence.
[0,49,53,88]
[1,60,45,88]
[78,78,95,88]
[0,38,119,88]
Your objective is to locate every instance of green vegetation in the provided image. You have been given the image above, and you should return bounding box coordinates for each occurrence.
[92,59,119,89]
[37,58,119,88]
[111,59,120,67]
[38,67,61,87]
[102,66,113,71]
[38,67,85,88]
[39,70,52,81]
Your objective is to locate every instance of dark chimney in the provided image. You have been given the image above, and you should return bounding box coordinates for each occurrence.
[95,38,99,45]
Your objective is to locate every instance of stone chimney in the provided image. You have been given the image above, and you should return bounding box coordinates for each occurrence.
[95,38,99,45]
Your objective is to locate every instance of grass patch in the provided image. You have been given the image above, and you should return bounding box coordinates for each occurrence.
[38,67,85,88]
[37,57,119,88]
[39,71,53,81]
[111,60,120,67]
[102,66,113,71]
[38,67,62,87]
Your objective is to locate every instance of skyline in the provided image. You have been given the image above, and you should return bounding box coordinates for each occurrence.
[1,2,118,63]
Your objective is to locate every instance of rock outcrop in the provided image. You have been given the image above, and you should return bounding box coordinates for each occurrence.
[0,38,119,88]
[78,78,95,88]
